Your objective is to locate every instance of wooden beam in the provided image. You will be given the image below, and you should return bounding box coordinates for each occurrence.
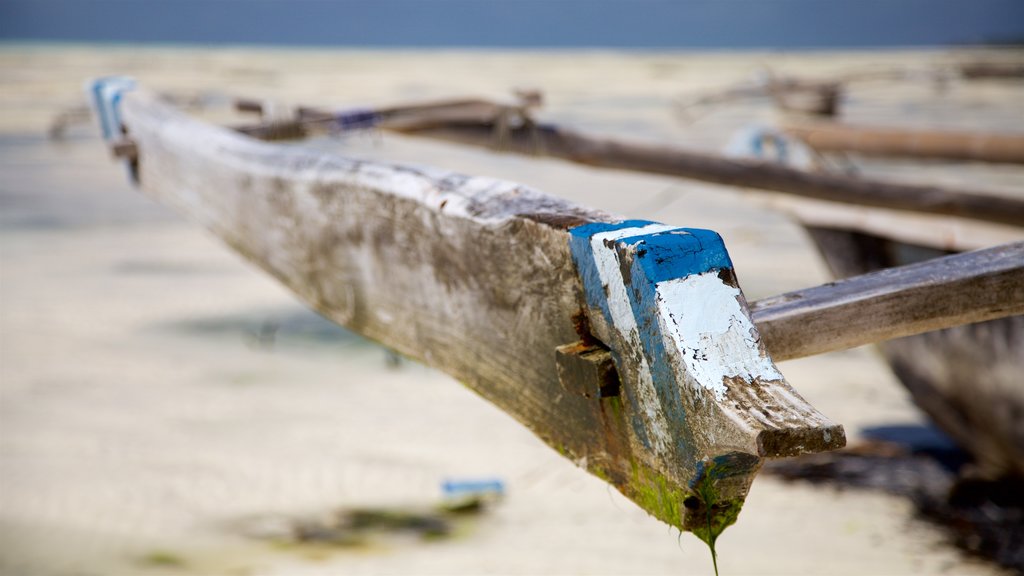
[238,99,1024,227]
[782,121,1024,164]
[393,121,1024,228]
[96,82,845,542]
[749,241,1024,361]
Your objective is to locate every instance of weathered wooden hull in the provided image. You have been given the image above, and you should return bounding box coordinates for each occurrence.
[805,226,1024,480]
[94,84,848,542]
[92,79,1023,540]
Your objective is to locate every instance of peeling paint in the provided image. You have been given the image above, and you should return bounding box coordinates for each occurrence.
[570,222,675,457]
[657,272,784,401]
[588,224,676,457]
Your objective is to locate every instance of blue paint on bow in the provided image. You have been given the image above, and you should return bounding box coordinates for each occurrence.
[568,219,656,328]
[87,76,136,141]
[615,229,730,463]
[568,219,660,449]
[567,221,735,463]
[89,77,114,140]
[617,228,733,284]
[692,452,761,487]
[568,223,732,327]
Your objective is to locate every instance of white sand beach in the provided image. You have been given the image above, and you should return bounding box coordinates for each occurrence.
[1,45,1021,575]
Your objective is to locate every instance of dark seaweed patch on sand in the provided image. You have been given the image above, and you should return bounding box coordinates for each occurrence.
[764,424,1024,572]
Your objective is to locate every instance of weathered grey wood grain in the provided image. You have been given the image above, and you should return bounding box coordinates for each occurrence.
[109,88,844,541]
[750,241,1024,361]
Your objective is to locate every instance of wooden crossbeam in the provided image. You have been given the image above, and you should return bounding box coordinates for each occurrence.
[751,241,1024,361]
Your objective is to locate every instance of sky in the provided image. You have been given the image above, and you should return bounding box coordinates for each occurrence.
[2,0,1024,49]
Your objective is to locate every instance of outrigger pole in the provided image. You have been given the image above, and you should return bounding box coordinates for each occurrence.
[231,95,1024,227]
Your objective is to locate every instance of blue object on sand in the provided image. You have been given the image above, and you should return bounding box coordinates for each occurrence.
[441,478,505,498]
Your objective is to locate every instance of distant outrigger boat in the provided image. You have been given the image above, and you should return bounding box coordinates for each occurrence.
[731,122,1024,482]
[88,78,1023,544]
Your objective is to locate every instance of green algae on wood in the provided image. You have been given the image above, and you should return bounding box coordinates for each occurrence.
[688,460,748,576]
[624,456,750,539]
[618,457,749,576]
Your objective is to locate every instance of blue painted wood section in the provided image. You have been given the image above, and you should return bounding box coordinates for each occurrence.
[619,228,731,466]
[89,77,113,140]
[88,76,136,141]
[694,452,761,485]
[568,221,761,480]
[568,219,655,328]
[619,228,733,284]
[568,219,661,451]
[616,228,732,438]
[568,222,733,331]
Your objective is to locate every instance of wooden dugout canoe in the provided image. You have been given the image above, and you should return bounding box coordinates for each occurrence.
[90,78,850,543]
[90,78,1024,543]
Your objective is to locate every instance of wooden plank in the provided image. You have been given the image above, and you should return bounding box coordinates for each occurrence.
[749,241,1024,361]
[239,99,1024,227]
[97,82,844,542]
[783,121,1024,164]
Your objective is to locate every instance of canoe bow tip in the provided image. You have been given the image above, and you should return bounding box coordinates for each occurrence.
[755,422,847,458]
